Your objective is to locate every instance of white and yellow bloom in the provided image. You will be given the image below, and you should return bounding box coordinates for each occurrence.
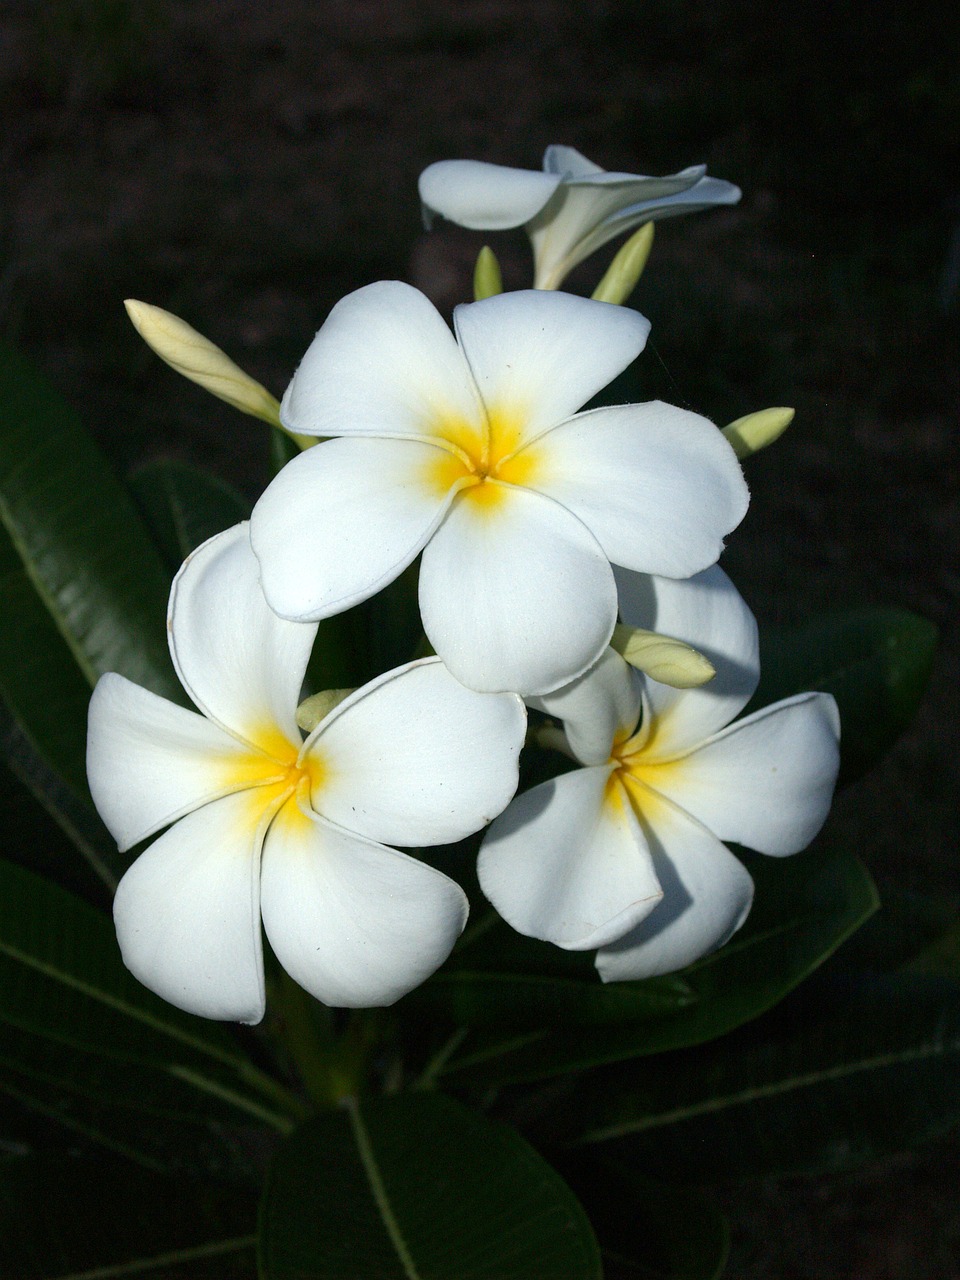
[86,524,525,1022]
[478,566,840,977]
[418,145,741,290]
[250,282,748,696]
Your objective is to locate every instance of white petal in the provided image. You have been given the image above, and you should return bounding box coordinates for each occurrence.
[562,173,740,271]
[419,484,616,695]
[478,766,662,950]
[604,176,742,238]
[454,291,650,448]
[306,658,525,845]
[279,281,484,441]
[542,145,605,179]
[251,436,452,621]
[596,798,754,980]
[87,673,283,851]
[418,159,560,230]
[616,565,760,753]
[113,790,267,1023]
[529,647,641,766]
[168,524,315,751]
[530,403,748,577]
[647,692,841,855]
[528,165,707,287]
[260,809,468,1008]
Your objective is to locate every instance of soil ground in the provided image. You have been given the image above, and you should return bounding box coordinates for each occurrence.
[1,1,958,1275]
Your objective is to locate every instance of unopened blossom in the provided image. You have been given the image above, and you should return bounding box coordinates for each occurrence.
[478,566,840,976]
[87,524,525,1022]
[251,282,748,696]
[419,145,741,289]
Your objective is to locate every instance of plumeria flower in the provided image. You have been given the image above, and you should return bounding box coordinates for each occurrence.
[86,524,525,1022]
[419,145,741,289]
[250,282,748,696]
[478,566,840,977]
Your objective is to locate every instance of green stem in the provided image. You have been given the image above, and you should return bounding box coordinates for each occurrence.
[273,970,345,1107]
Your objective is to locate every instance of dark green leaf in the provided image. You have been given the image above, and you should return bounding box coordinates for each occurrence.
[410,911,694,1035]
[0,520,95,799]
[0,1037,268,1181]
[0,751,109,902]
[750,608,937,784]
[258,1093,601,1280]
[563,971,960,1182]
[0,860,296,1131]
[0,1153,256,1279]
[128,457,251,571]
[0,342,179,700]
[440,844,877,1085]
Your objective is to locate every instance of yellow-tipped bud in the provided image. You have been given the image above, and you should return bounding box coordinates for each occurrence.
[722,407,795,460]
[611,625,715,689]
[296,689,356,733]
[473,246,503,301]
[125,300,314,449]
[591,222,655,305]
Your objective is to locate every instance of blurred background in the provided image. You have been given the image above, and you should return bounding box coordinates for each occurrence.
[1,1,958,1274]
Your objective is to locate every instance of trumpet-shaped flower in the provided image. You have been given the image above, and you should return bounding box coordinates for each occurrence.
[478,566,840,977]
[86,524,525,1022]
[250,282,748,696]
[418,145,741,290]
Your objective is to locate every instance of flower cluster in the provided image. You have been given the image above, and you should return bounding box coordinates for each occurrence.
[87,145,840,1022]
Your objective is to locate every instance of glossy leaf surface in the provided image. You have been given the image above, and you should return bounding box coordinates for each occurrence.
[128,456,251,571]
[440,845,877,1085]
[564,971,960,1181]
[258,1093,601,1279]
[0,342,178,700]
[750,607,936,784]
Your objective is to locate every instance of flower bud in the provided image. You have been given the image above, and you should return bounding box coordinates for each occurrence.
[611,625,715,688]
[591,223,655,305]
[473,246,504,300]
[296,688,355,733]
[125,301,315,445]
[722,407,794,460]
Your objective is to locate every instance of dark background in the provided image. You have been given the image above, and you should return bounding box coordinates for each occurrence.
[1,1,958,1274]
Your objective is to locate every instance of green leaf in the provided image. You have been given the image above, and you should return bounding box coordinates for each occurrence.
[412,969,695,1033]
[0,752,108,902]
[440,844,877,1085]
[0,342,179,700]
[0,1030,268,1180]
[750,608,937,784]
[0,1153,256,1280]
[128,457,251,571]
[409,913,694,1040]
[563,971,960,1181]
[258,1093,601,1280]
[559,1155,729,1280]
[0,521,96,799]
[0,859,295,1131]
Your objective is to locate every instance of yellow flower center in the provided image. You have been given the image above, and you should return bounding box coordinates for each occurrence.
[603,719,684,822]
[223,726,328,836]
[426,404,540,510]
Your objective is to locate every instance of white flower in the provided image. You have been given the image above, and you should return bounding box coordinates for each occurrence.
[478,566,840,977]
[86,524,525,1022]
[418,145,741,289]
[250,282,748,696]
